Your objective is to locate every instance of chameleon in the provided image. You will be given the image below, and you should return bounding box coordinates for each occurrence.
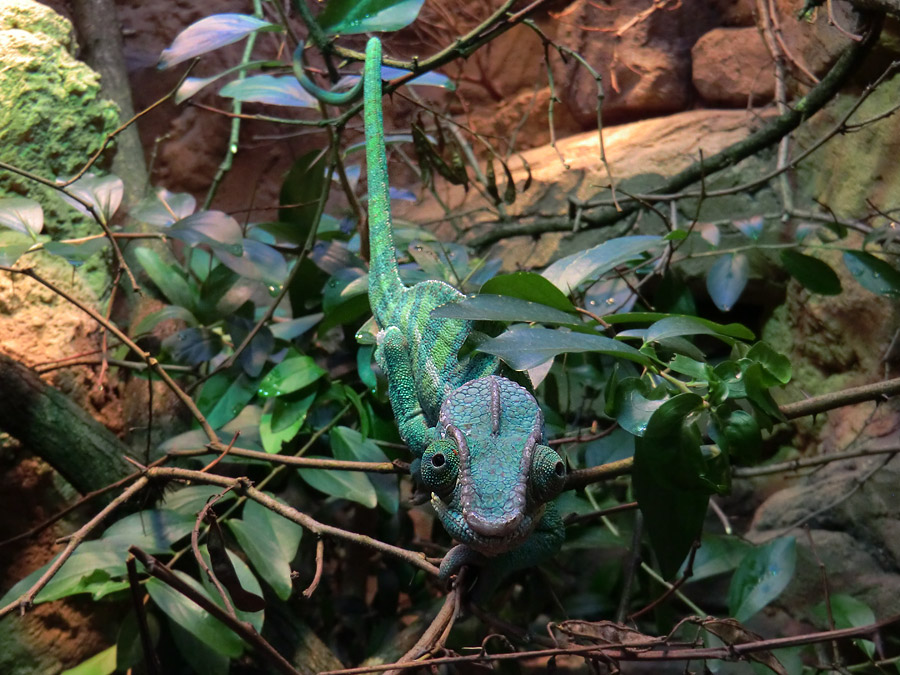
[300,37,567,589]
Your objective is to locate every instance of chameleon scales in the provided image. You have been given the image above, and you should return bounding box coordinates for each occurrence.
[302,37,567,589]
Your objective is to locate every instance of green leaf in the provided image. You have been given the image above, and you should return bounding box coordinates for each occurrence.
[318,0,425,35]
[229,497,303,601]
[843,250,900,298]
[720,409,762,463]
[197,545,264,628]
[258,349,326,398]
[132,188,197,225]
[478,325,652,370]
[279,151,329,243]
[102,509,195,552]
[162,486,238,516]
[220,75,318,107]
[0,229,37,265]
[687,534,752,582]
[163,327,223,365]
[196,371,261,429]
[609,377,668,437]
[159,14,280,69]
[297,457,378,508]
[728,537,796,622]
[116,612,160,671]
[603,312,755,340]
[135,247,199,311]
[633,394,710,578]
[331,426,399,513]
[644,316,722,344]
[668,354,709,380]
[0,196,43,235]
[741,362,785,420]
[780,250,841,295]
[146,574,244,657]
[214,239,288,292]
[812,594,876,658]
[260,391,315,453]
[166,211,243,254]
[746,341,791,386]
[170,620,230,675]
[44,238,108,266]
[269,313,323,341]
[59,173,124,224]
[61,646,116,675]
[542,235,663,293]
[431,294,577,324]
[706,252,749,312]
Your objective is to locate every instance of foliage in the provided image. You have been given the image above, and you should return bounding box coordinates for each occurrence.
[1,0,899,673]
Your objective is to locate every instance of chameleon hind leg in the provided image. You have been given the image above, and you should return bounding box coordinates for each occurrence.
[376,325,433,457]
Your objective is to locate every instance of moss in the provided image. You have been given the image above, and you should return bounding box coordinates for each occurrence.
[0,1,120,295]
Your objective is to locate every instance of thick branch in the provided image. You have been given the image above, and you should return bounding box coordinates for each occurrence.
[0,353,136,494]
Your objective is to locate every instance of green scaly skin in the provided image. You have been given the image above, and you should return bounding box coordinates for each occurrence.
[362,37,565,591]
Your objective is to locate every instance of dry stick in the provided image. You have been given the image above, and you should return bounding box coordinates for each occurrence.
[35,357,195,375]
[302,539,325,598]
[734,445,900,478]
[0,266,218,445]
[467,17,884,247]
[191,487,239,619]
[146,467,439,576]
[318,613,900,675]
[169,446,406,473]
[566,375,900,488]
[384,581,462,675]
[130,547,301,675]
[126,555,162,675]
[0,475,149,619]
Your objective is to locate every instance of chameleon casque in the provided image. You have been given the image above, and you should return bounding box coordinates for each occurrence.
[361,37,566,588]
[301,37,566,588]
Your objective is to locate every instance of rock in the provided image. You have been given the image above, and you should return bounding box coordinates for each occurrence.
[692,27,775,106]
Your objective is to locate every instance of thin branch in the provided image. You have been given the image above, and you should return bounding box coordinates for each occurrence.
[130,547,301,675]
[734,444,900,478]
[302,538,325,598]
[169,446,406,473]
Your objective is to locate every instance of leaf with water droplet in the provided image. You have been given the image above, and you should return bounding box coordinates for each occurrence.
[728,537,796,622]
[258,349,325,398]
[842,250,900,298]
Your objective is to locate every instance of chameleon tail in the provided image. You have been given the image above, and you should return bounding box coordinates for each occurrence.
[364,37,405,324]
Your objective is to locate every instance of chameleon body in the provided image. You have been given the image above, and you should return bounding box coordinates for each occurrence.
[361,37,565,586]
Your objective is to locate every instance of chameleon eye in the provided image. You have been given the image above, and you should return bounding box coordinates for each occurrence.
[530,444,566,503]
[420,440,459,499]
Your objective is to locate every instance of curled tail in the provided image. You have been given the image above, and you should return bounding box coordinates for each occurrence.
[365,37,405,325]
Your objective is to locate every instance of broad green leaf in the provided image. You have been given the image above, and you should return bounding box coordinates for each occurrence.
[431,294,577,324]
[741,362,785,420]
[585,276,637,315]
[686,534,752,582]
[609,377,668,437]
[843,250,900,298]
[331,426,399,513]
[746,341,791,385]
[720,409,762,463]
[583,428,635,467]
[644,316,721,344]
[269,313,323,340]
[196,372,261,429]
[214,239,288,292]
[279,151,329,242]
[229,497,303,600]
[733,215,763,240]
[196,545,264,629]
[61,646,116,675]
[170,621,230,675]
[297,457,378,508]
[132,188,196,226]
[318,0,425,35]
[59,173,123,223]
[161,486,238,516]
[258,349,326,398]
[260,393,313,454]
[780,250,841,295]
[706,252,749,312]
[0,230,37,265]
[159,14,280,69]
[146,574,243,657]
[0,196,43,235]
[44,238,108,266]
[135,247,199,311]
[668,354,709,380]
[166,211,243,254]
[478,325,652,370]
[633,394,710,578]
[542,235,662,293]
[102,509,195,552]
[162,327,223,365]
[220,75,318,107]
[603,312,755,340]
[728,537,796,622]
[812,594,875,658]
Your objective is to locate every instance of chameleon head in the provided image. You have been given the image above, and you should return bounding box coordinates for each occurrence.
[420,376,566,555]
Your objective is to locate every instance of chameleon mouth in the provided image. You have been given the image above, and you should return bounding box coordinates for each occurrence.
[431,496,542,555]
